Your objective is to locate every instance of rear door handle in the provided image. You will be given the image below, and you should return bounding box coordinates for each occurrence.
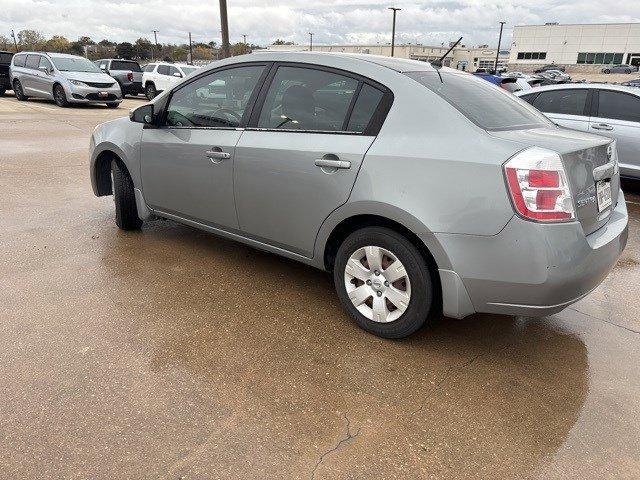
[314,158,351,169]
[591,123,614,131]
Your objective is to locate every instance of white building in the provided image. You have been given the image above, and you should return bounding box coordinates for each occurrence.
[266,43,508,72]
[509,22,640,72]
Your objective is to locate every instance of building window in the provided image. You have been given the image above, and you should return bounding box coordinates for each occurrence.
[577,52,624,64]
[516,52,547,61]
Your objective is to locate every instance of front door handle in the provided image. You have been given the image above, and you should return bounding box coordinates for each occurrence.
[591,123,614,131]
[205,147,231,163]
[314,158,351,169]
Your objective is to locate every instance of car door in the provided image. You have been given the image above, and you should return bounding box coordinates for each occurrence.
[37,56,55,97]
[21,54,42,95]
[154,64,169,91]
[167,65,183,89]
[234,64,389,257]
[530,88,591,131]
[140,63,269,229]
[590,89,640,177]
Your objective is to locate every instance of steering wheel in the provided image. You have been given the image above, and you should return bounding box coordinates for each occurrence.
[166,110,193,127]
[212,108,242,126]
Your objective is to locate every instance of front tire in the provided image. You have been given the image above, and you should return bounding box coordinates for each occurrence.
[333,227,433,339]
[603,69,611,74]
[53,84,69,107]
[112,160,143,231]
[13,80,28,100]
[106,102,119,109]
[145,83,157,100]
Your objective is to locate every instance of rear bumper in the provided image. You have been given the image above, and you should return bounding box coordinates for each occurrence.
[437,194,628,318]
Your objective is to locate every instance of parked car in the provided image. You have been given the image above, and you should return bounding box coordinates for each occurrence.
[516,84,640,178]
[621,79,640,88]
[0,50,13,96]
[90,52,627,338]
[94,58,143,96]
[10,52,122,108]
[535,64,566,73]
[534,71,571,85]
[141,62,201,100]
[602,64,638,74]
[503,71,527,78]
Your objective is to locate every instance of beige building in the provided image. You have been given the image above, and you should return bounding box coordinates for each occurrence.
[266,43,508,72]
[509,22,640,72]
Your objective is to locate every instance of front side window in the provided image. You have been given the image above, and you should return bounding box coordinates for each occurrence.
[405,71,550,130]
[111,60,141,72]
[164,65,265,128]
[257,66,359,131]
[532,89,588,116]
[25,55,40,69]
[51,56,100,73]
[167,66,180,77]
[38,57,53,71]
[597,90,640,123]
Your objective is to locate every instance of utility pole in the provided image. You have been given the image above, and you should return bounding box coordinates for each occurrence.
[11,29,18,52]
[494,21,506,73]
[388,7,401,57]
[152,30,159,60]
[243,34,247,44]
[188,32,193,65]
[309,32,313,51]
[219,0,230,58]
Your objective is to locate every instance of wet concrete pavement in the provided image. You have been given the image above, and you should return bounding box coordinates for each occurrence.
[1,94,640,479]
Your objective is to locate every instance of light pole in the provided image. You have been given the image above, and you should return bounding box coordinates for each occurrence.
[188,32,193,65]
[309,32,313,51]
[388,7,401,57]
[219,0,230,58]
[152,30,159,60]
[494,21,506,73]
[11,29,18,52]
[243,34,247,44]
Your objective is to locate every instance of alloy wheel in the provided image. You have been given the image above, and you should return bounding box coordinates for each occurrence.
[344,245,411,323]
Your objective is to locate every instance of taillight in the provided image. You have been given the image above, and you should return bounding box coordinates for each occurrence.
[504,147,575,222]
[127,72,133,82]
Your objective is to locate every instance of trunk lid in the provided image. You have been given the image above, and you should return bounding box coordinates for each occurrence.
[490,126,619,235]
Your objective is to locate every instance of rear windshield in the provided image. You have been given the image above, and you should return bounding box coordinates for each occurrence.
[111,60,142,72]
[0,52,13,63]
[405,71,550,130]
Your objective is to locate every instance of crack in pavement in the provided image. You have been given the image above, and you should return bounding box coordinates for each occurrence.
[310,414,361,479]
[410,351,484,416]
[566,307,640,335]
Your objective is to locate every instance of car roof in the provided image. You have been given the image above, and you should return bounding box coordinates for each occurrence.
[251,51,436,73]
[515,83,640,96]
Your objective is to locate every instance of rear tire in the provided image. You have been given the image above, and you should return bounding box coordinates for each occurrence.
[112,160,143,231]
[13,80,28,100]
[145,83,157,100]
[333,227,433,339]
[603,69,611,74]
[53,84,69,107]
[106,102,119,109]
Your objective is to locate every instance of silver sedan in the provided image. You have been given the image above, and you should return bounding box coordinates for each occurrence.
[89,52,627,338]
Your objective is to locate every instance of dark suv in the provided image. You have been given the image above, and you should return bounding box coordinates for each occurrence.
[0,51,14,96]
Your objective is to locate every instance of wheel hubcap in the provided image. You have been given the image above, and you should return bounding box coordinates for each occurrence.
[344,246,411,323]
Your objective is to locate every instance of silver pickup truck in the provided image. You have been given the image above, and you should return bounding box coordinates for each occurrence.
[94,59,143,97]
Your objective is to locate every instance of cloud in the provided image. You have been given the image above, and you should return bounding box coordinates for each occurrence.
[1,0,639,47]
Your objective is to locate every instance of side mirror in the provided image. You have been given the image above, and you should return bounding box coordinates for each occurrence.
[39,66,51,75]
[173,72,182,78]
[100,65,106,70]
[130,104,154,125]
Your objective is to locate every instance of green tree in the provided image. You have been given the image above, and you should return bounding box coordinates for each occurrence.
[134,38,154,60]
[17,29,45,49]
[68,41,84,55]
[272,39,294,45]
[171,46,188,62]
[231,42,249,56]
[44,35,70,53]
[116,42,135,59]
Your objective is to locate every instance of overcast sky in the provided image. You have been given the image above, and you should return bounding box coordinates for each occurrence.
[1,0,639,48]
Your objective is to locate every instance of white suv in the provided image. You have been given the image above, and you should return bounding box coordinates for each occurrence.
[142,62,201,99]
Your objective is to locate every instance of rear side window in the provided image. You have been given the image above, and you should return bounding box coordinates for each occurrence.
[347,84,384,132]
[25,55,40,69]
[518,93,537,105]
[257,66,359,132]
[111,60,141,72]
[13,54,26,67]
[157,65,170,75]
[532,89,588,116]
[405,71,550,130]
[597,90,640,123]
